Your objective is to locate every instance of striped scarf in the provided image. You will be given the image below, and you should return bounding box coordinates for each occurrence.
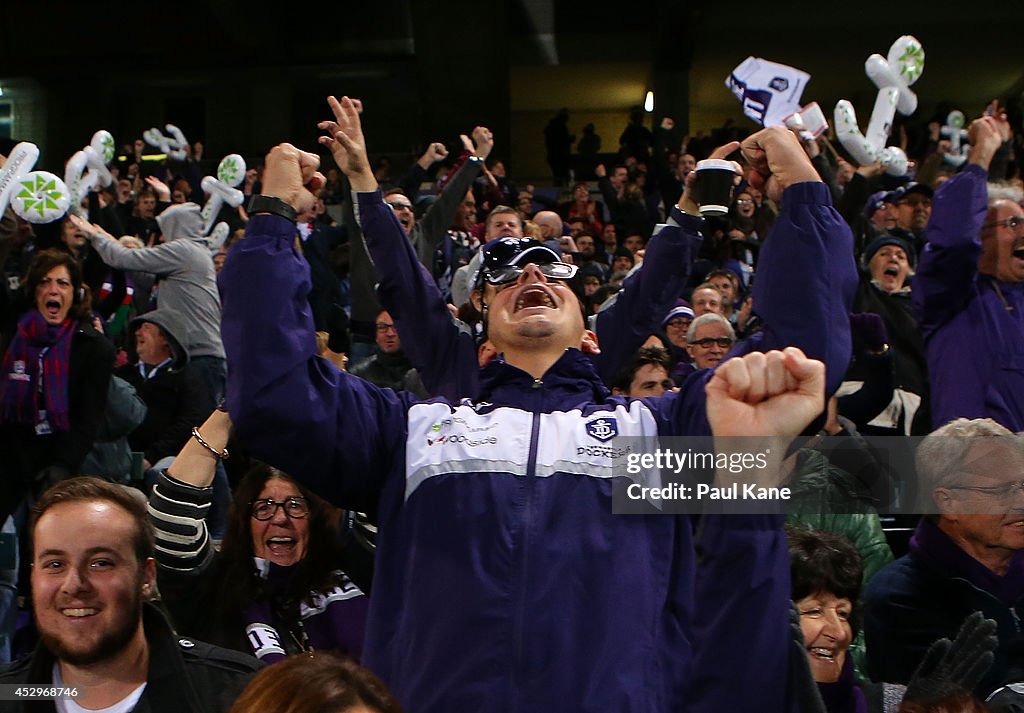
[0,311,74,432]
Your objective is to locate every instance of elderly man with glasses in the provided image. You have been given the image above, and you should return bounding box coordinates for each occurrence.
[913,114,1024,431]
[686,314,736,370]
[864,417,1024,701]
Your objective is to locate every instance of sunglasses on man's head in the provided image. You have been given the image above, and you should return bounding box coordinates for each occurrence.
[482,261,578,286]
[481,237,545,267]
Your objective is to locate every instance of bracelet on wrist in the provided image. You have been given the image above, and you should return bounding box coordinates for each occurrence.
[191,427,229,460]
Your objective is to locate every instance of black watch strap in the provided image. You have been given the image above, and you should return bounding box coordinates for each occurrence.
[247,194,297,222]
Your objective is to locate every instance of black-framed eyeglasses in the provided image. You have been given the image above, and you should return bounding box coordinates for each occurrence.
[666,317,692,329]
[946,480,1024,498]
[250,497,310,521]
[689,337,734,349]
[375,322,397,333]
[984,215,1024,231]
[482,261,578,286]
[387,201,413,211]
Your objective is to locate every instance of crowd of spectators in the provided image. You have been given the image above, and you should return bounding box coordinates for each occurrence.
[0,85,1022,713]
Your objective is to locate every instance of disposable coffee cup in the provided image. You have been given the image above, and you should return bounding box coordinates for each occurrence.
[694,159,736,217]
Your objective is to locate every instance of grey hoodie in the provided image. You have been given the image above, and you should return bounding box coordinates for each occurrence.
[130,309,190,370]
[89,202,224,358]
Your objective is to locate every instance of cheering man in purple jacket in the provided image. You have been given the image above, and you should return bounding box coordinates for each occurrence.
[219,97,845,713]
[913,114,1024,431]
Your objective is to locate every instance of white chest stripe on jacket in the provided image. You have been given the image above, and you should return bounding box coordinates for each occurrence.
[404,400,659,501]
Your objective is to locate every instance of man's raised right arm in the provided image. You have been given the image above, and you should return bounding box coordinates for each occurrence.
[913,116,1001,336]
[220,142,407,512]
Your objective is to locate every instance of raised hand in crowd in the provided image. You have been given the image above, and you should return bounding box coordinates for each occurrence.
[457,126,494,160]
[985,99,1013,142]
[472,126,494,160]
[68,212,116,242]
[166,408,232,488]
[557,235,578,254]
[967,114,1005,170]
[145,175,172,202]
[318,95,375,192]
[706,347,825,440]
[260,144,324,215]
[903,612,997,704]
[741,126,821,203]
[785,124,821,161]
[416,141,449,170]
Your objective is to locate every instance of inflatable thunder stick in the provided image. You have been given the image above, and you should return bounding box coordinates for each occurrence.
[143,124,188,161]
[201,154,246,237]
[940,111,969,167]
[64,130,115,216]
[0,143,70,224]
[833,35,924,176]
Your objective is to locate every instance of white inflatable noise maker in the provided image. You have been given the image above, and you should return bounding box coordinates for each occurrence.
[940,111,969,167]
[207,222,230,252]
[201,154,246,236]
[143,124,188,161]
[0,143,71,224]
[833,35,924,176]
[64,130,115,217]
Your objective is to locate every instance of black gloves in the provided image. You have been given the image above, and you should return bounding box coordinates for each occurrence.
[904,611,997,703]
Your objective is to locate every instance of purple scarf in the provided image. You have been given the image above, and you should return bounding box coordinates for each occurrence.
[817,655,868,713]
[240,560,368,664]
[0,311,74,432]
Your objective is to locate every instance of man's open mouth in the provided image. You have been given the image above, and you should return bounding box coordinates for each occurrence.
[514,285,556,312]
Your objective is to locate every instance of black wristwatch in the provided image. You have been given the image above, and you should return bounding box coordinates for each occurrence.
[247,194,297,222]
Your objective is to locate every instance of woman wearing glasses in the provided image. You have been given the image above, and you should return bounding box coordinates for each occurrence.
[148,408,370,663]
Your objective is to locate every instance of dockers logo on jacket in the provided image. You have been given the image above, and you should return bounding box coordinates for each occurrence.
[585,417,617,442]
